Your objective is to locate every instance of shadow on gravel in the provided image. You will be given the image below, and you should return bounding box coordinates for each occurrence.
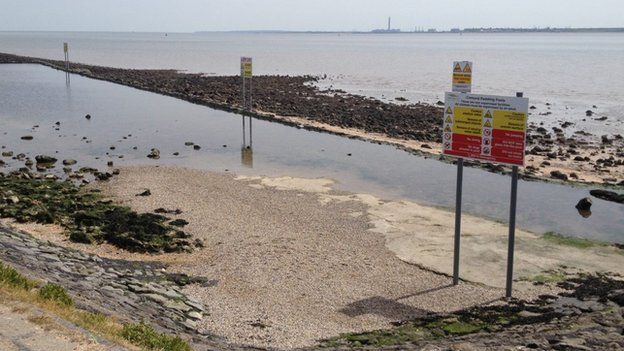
[340,296,427,320]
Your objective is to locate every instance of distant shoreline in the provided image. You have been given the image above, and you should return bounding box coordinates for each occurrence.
[196,27,624,34]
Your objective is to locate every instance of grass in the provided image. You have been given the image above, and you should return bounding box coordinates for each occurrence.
[39,283,74,307]
[542,232,605,249]
[0,261,37,290]
[121,322,192,351]
[0,261,192,351]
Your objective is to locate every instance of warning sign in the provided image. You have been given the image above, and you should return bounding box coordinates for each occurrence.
[452,61,472,93]
[452,63,472,92]
[63,42,68,53]
[442,92,529,166]
[240,57,253,78]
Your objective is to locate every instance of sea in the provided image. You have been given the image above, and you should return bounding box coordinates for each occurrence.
[0,31,622,242]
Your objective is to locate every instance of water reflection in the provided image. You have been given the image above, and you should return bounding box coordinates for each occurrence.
[241,115,253,168]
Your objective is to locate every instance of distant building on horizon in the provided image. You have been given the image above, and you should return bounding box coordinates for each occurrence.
[371,17,401,33]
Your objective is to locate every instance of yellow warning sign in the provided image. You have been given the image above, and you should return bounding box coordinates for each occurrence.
[240,57,253,78]
[484,110,492,119]
[484,120,492,128]
[446,107,453,114]
[452,107,483,136]
[444,125,452,132]
[493,111,528,132]
[452,61,472,93]
[445,116,453,124]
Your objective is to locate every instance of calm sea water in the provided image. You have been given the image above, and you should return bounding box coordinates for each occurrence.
[0,64,622,243]
[1,31,623,136]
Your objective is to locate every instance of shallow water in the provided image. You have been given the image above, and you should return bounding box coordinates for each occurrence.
[0,64,622,243]
[1,31,623,136]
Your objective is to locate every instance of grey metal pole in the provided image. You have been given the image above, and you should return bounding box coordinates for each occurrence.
[505,91,523,298]
[506,165,519,298]
[453,157,464,285]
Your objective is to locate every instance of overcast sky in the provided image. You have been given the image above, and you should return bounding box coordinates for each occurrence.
[1,0,623,32]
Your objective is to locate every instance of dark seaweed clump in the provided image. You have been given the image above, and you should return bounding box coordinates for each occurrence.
[0,175,195,253]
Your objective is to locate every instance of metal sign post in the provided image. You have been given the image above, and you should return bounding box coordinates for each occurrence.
[445,62,527,298]
[241,57,253,148]
[505,92,523,298]
[450,61,472,285]
[63,42,70,84]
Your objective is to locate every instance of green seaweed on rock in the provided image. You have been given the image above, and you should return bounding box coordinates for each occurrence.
[0,175,195,253]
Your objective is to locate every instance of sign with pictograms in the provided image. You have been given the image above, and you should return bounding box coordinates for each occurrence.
[63,42,68,53]
[443,92,529,166]
[452,61,472,93]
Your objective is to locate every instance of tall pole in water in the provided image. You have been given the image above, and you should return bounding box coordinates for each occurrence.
[388,17,391,31]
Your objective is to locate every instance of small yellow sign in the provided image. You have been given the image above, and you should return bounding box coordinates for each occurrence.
[241,57,253,78]
[63,42,68,53]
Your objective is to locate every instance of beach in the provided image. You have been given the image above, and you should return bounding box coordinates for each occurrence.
[7,165,617,348]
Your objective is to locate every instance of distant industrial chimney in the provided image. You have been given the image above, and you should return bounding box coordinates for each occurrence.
[387,17,391,31]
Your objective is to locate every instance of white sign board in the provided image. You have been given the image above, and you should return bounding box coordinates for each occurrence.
[443,92,529,166]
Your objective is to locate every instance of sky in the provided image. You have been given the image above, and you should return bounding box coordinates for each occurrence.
[1,0,623,32]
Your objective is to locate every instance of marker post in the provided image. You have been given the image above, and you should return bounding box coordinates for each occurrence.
[505,92,523,298]
[241,57,253,148]
[450,61,472,285]
[63,42,70,84]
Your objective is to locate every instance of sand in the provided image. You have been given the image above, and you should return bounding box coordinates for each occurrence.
[12,165,622,349]
[91,166,564,349]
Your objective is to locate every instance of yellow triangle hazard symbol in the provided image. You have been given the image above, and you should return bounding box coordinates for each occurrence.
[484,120,492,128]
[446,107,453,114]
[463,63,472,73]
[484,110,492,119]
[445,125,452,132]
[453,63,462,73]
[445,116,453,124]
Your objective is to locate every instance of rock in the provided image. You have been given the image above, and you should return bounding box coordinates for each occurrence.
[607,289,624,306]
[184,142,194,146]
[136,189,151,197]
[550,170,568,181]
[589,189,624,204]
[169,219,189,227]
[2,151,13,157]
[85,114,91,120]
[62,159,77,166]
[193,145,201,150]
[585,110,594,116]
[421,144,432,149]
[35,155,57,165]
[186,311,202,320]
[20,135,33,140]
[107,161,114,167]
[172,152,179,156]
[595,116,608,121]
[575,197,592,211]
[147,148,160,159]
